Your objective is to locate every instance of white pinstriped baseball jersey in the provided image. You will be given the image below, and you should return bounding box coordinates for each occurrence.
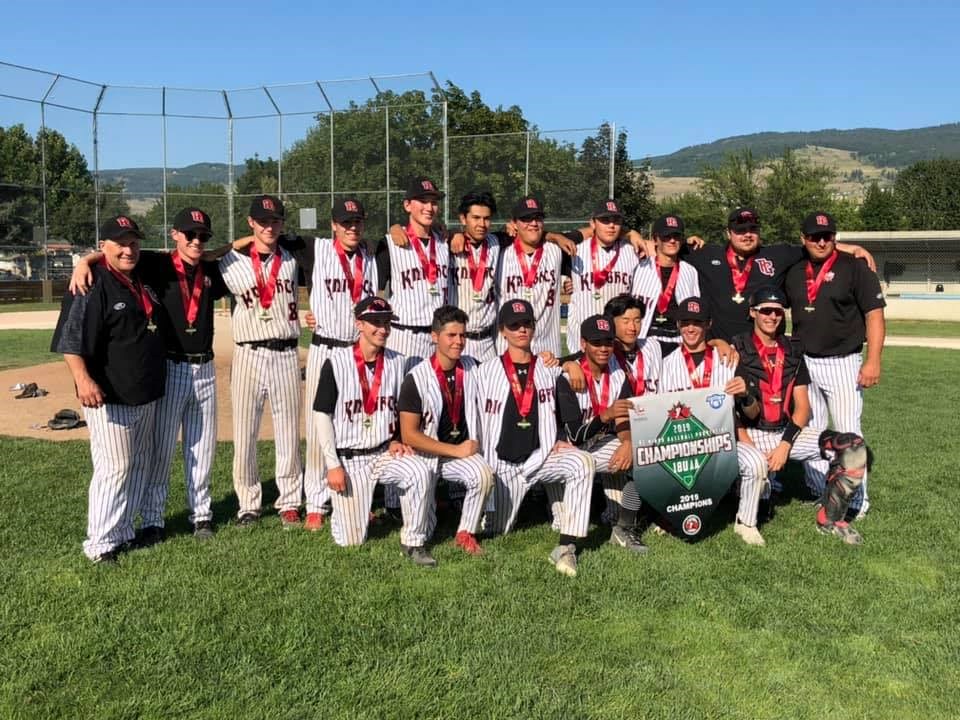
[384,231,451,326]
[309,237,378,341]
[608,338,664,396]
[219,247,300,342]
[659,346,735,392]
[495,240,564,356]
[630,257,700,340]
[449,235,500,334]
[405,355,481,453]
[566,238,639,351]
[325,347,407,450]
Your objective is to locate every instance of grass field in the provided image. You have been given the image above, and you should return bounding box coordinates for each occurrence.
[1,346,957,719]
[0,329,54,371]
[0,302,60,313]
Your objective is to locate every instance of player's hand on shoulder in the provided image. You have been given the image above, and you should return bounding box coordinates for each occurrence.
[538,351,559,368]
[69,258,96,295]
[853,246,877,272]
[449,232,466,254]
[389,224,408,248]
[686,235,706,250]
[724,376,748,398]
[712,339,739,368]
[232,235,255,250]
[326,466,346,494]
[563,360,586,391]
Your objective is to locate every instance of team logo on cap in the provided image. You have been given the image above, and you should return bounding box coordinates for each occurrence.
[606,201,618,212]
[687,301,700,313]
[370,299,387,311]
[597,318,610,331]
[525,199,538,209]
[666,216,679,228]
[116,216,132,228]
[421,180,435,191]
[191,210,205,223]
[262,198,275,211]
[816,214,830,226]
[739,211,755,221]
[512,301,526,313]
[344,200,358,212]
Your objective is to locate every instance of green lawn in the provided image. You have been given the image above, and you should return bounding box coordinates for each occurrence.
[0,346,956,719]
[885,319,960,337]
[0,302,60,313]
[0,329,55,371]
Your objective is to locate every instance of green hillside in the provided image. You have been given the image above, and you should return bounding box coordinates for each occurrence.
[642,123,960,176]
[100,162,243,194]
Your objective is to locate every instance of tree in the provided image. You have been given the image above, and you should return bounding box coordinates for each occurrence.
[135,182,229,248]
[760,148,835,243]
[655,192,726,242]
[859,182,901,230]
[893,159,960,229]
[697,149,762,212]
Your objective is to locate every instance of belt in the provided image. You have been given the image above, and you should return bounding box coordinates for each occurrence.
[167,351,214,364]
[337,440,390,460]
[237,338,298,351]
[311,334,353,349]
[391,322,431,334]
[466,325,494,341]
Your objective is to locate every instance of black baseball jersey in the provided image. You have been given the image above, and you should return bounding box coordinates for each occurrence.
[398,369,469,443]
[136,252,229,355]
[50,264,166,405]
[733,332,810,431]
[555,373,631,446]
[783,251,886,357]
[684,243,803,341]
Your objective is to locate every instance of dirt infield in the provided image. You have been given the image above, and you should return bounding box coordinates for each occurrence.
[0,312,307,442]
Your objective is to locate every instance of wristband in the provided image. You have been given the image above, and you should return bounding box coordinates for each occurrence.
[781,422,801,446]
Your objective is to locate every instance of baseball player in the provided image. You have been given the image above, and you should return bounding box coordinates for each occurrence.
[556,315,646,553]
[564,200,642,352]
[477,299,596,577]
[398,305,494,554]
[731,286,866,545]
[630,214,700,352]
[299,197,381,531]
[495,197,565,357]
[382,176,451,362]
[784,212,885,517]
[682,207,875,342]
[50,216,166,563]
[219,195,303,527]
[314,297,437,566]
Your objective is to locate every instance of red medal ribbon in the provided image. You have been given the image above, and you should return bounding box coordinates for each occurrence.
[805,249,839,306]
[100,257,154,323]
[578,356,610,420]
[335,239,364,303]
[513,238,544,291]
[250,249,283,310]
[431,356,464,430]
[590,236,621,290]
[615,346,645,396]
[752,333,786,423]
[405,224,438,286]
[655,258,680,314]
[682,346,714,388]
[465,239,489,294]
[353,343,385,419]
[502,352,536,424]
[170,251,204,328]
[726,245,754,296]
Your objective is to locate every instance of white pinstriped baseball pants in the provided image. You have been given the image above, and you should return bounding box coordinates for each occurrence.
[385,326,434,364]
[330,451,433,547]
[491,448,595,538]
[230,344,302,516]
[464,335,496,363]
[82,401,157,559]
[140,359,217,527]
[304,342,332,514]
[736,426,827,526]
[431,454,494,536]
[547,436,621,526]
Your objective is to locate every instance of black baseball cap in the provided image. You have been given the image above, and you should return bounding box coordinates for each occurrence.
[404,176,444,201]
[749,286,787,308]
[581,315,615,344]
[592,199,624,220]
[652,214,685,238]
[172,207,212,234]
[332,197,366,224]
[728,207,760,232]
[249,195,285,222]
[512,195,545,220]
[674,296,710,322]
[355,296,398,321]
[100,215,144,241]
[498,299,535,326]
[801,211,837,235]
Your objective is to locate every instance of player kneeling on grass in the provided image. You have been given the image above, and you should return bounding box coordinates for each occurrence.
[398,306,494,555]
[314,297,437,567]
[555,316,645,553]
[732,287,865,546]
[476,299,596,577]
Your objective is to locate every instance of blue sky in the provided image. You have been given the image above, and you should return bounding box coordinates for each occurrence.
[3,0,959,170]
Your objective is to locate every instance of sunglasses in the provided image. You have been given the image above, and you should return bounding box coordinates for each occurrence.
[658,235,682,243]
[756,307,785,317]
[516,216,544,225]
[184,230,211,243]
[594,216,623,225]
[805,233,835,244]
[506,321,534,331]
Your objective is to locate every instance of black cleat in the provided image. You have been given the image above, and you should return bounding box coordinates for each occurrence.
[193,520,214,540]
[135,525,165,549]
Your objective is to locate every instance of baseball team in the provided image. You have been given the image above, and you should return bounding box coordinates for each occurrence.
[52,177,885,575]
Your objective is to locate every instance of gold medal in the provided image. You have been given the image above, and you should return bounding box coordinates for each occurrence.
[804,306,816,313]
[593,291,602,301]
[472,292,483,303]
[732,293,744,304]
[449,428,461,438]
[260,309,272,322]
[428,285,439,296]
[517,419,532,429]
[363,417,373,430]
[147,321,157,332]
[185,324,197,334]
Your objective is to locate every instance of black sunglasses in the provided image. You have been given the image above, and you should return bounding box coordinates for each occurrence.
[185,230,211,243]
[757,307,785,317]
[506,321,534,331]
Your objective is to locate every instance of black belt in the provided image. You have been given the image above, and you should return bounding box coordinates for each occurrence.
[391,322,431,334]
[167,351,214,364]
[311,334,353,349]
[466,325,494,341]
[237,338,298,351]
[337,440,390,460]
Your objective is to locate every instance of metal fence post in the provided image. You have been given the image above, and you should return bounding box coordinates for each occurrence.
[442,100,449,228]
[161,86,168,250]
[223,91,234,244]
[385,104,390,230]
[524,131,531,196]
[92,85,106,247]
[609,122,616,198]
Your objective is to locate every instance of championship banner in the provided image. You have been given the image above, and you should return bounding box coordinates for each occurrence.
[628,388,738,538]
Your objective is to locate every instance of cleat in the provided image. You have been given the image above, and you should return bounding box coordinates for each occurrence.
[92,549,119,565]
[454,531,483,555]
[734,521,766,547]
[817,520,863,545]
[304,512,325,532]
[279,509,301,528]
[548,543,578,577]
[609,525,649,554]
[193,520,214,541]
[135,525,164,549]
[402,545,437,567]
[236,512,260,528]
